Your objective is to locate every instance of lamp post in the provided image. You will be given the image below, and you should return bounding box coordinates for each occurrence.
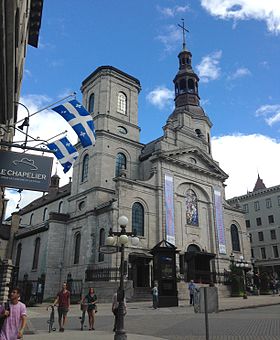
[106,215,139,340]
[235,255,250,299]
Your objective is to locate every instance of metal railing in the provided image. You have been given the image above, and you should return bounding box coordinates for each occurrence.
[85,267,120,282]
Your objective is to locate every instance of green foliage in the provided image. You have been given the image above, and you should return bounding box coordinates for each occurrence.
[229,264,244,297]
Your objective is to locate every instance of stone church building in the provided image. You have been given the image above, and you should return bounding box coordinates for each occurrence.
[11,43,250,300]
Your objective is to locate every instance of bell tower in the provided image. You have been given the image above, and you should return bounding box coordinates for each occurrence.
[173,20,200,108]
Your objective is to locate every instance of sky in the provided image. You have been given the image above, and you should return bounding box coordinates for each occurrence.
[5,0,280,217]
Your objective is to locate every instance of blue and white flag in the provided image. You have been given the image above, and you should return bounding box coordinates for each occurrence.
[52,99,96,148]
[47,137,78,173]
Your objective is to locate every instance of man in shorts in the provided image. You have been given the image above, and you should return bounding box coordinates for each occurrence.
[53,282,70,332]
[0,287,27,340]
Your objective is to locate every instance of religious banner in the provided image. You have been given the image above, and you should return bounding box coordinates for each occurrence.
[164,174,175,245]
[0,150,53,192]
[213,187,226,254]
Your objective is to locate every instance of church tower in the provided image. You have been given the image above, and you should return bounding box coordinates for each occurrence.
[164,21,212,155]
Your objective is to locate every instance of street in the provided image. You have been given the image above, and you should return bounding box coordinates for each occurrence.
[26,301,280,340]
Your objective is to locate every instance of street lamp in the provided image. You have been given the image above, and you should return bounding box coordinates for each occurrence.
[106,215,139,340]
[235,255,250,299]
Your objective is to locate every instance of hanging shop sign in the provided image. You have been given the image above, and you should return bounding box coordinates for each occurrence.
[0,150,53,192]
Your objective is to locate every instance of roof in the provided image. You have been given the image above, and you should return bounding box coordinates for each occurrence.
[253,174,266,192]
[82,65,141,87]
[18,183,71,216]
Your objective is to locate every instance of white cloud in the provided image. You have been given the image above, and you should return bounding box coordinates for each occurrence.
[227,67,251,80]
[255,104,280,126]
[196,50,222,83]
[146,86,174,109]
[4,94,77,218]
[157,5,190,17]
[212,134,280,199]
[156,25,181,53]
[201,0,280,35]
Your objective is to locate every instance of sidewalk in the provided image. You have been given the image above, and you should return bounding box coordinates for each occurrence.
[23,294,280,340]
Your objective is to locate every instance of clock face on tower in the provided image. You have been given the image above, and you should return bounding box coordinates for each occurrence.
[117,126,127,135]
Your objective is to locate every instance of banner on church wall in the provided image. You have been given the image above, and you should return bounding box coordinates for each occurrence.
[164,174,175,245]
[0,150,53,192]
[214,187,226,254]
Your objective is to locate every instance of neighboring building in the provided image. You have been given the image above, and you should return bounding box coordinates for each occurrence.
[228,175,280,276]
[0,0,44,226]
[11,40,250,300]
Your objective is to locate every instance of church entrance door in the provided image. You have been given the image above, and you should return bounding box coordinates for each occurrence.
[129,253,152,287]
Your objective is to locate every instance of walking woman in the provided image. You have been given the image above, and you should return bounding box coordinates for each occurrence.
[82,287,97,330]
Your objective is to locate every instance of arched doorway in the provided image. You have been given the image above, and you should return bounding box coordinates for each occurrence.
[184,244,215,283]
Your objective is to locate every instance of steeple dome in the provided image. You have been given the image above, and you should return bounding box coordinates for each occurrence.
[173,20,200,108]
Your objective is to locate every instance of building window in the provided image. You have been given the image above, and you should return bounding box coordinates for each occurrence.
[258,231,264,241]
[230,224,240,252]
[81,154,89,182]
[58,201,63,213]
[266,198,272,208]
[98,228,105,262]
[117,92,127,114]
[243,204,249,213]
[268,215,274,224]
[43,208,48,221]
[179,79,186,94]
[254,201,260,211]
[115,153,126,177]
[245,220,250,228]
[88,93,94,113]
[256,217,262,226]
[270,229,277,240]
[30,213,34,225]
[261,247,266,259]
[32,238,40,270]
[132,202,144,236]
[185,189,198,225]
[273,245,279,258]
[251,248,254,258]
[74,232,81,264]
[188,79,195,93]
[15,243,22,267]
[249,233,252,243]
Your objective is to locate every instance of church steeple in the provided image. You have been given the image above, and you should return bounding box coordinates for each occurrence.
[173,19,200,108]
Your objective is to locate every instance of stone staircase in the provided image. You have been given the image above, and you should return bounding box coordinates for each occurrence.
[129,287,152,301]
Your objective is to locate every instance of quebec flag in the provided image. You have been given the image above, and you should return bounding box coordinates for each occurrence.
[52,99,96,148]
[47,137,78,173]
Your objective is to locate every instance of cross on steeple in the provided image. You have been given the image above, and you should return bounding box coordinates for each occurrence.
[178,18,189,51]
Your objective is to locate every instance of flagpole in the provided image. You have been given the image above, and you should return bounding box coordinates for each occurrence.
[16,92,76,125]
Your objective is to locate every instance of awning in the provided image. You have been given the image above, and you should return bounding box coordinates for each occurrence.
[185,251,216,261]
[129,251,153,259]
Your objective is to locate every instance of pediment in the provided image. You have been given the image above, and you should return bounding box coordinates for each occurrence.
[159,147,228,180]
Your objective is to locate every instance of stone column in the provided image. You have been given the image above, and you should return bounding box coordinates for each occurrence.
[0,259,14,303]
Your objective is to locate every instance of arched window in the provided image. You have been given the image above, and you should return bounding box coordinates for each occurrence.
[58,201,63,213]
[88,93,94,113]
[98,228,105,262]
[231,224,240,252]
[74,232,81,264]
[117,92,127,114]
[81,154,89,182]
[15,243,22,267]
[132,202,144,236]
[43,208,48,221]
[175,83,179,95]
[30,213,34,225]
[185,189,198,225]
[32,238,40,270]
[115,153,126,177]
[179,79,186,94]
[188,79,195,93]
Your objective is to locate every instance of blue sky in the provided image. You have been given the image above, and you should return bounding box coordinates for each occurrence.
[6,0,280,216]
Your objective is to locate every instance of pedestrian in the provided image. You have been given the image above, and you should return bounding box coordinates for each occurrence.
[53,282,70,332]
[0,287,27,340]
[188,280,196,306]
[82,287,97,330]
[112,290,126,332]
[151,282,159,309]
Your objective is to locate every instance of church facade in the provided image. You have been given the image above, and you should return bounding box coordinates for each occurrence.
[12,43,250,299]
